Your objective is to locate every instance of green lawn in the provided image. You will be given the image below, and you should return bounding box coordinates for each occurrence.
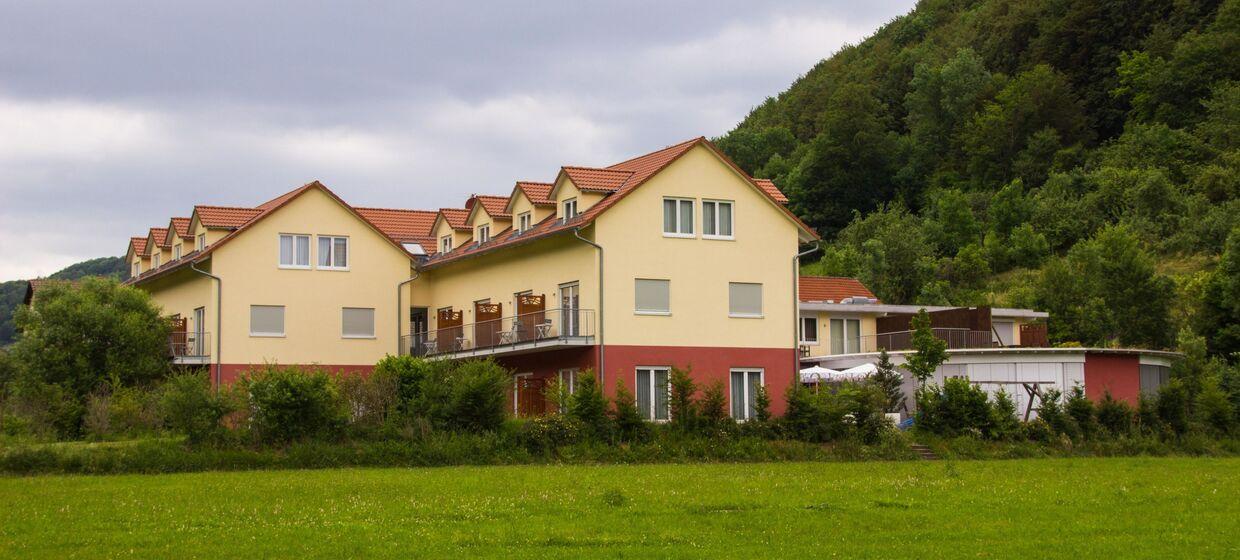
[1,458,1236,558]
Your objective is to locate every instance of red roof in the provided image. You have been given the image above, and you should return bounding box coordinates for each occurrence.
[754,179,788,204]
[129,236,148,257]
[195,206,263,229]
[149,227,171,249]
[561,167,634,192]
[169,217,192,240]
[438,208,471,231]
[514,181,555,206]
[471,195,512,219]
[355,207,438,250]
[798,276,878,303]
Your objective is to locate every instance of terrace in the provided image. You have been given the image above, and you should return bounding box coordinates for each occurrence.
[401,308,595,360]
[169,332,211,365]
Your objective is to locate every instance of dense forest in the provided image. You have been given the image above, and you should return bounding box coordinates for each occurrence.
[718,0,1239,356]
[0,257,126,346]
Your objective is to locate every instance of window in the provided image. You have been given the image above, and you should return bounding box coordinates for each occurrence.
[173,245,181,260]
[476,224,490,244]
[558,369,578,394]
[829,318,862,354]
[635,367,670,421]
[440,235,453,254]
[634,278,670,315]
[662,197,694,237]
[279,234,310,268]
[131,262,139,277]
[152,253,160,268]
[562,198,578,220]
[196,233,206,251]
[728,282,762,317]
[730,369,764,420]
[342,307,375,338]
[517,212,532,233]
[702,200,734,239]
[800,317,818,343]
[250,305,285,337]
[318,236,349,269]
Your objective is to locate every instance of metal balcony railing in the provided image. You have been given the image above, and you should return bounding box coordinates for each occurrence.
[169,332,210,358]
[844,328,994,354]
[401,308,595,358]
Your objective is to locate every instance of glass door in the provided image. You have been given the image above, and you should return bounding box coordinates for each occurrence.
[560,283,579,337]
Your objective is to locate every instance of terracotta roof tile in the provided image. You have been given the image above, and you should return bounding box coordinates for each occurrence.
[561,167,633,192]
[129,236,149,257]
[472,195,512,218]
[439,208,471,230]
[515,181,555,206]
[798,276,878,303]
[149,227,171,249]
[169,217,192,240]
[754,179,788,204]
[355,207,438,250]
[195,206,263,229]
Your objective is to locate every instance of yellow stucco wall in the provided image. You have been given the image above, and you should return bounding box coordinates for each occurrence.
[142,266,214,337]
[509,191,553,227]
[432,218,470,253]
[552,178,605,215]
[800,310,879,357]
[593,144,801,349]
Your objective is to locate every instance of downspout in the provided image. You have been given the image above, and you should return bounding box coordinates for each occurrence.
[793,242,820,379]
[189,261,222,393]
[572,228,604,387]
[396,266,420,355]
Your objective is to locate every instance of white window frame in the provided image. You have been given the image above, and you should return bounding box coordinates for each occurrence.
[729,368,765,421]
[558,368,578,395]
[278,233,311,269]
[132,262,139,277]
[317,235,350,271]
[517,212,532,233]
[476,224,490,244]
[341,307,376,339]
[662,197,695,238]
[562,198,578,220]
[152,253,160,268]
[800,316,819,344]
[196,233,206,251]
[635,366,671,422]
[728,282,763,318]
[634,278,671,316]
[249,305,286,337]
[440,235,453,254]
[173,244,181,261]
[702,199,735,240]
[830,318,862,354]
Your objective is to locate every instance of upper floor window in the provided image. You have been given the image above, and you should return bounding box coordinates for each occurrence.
[342,307,375,339]
[196,233,206,251]
[830,318,861,354]
[152,253,161,268]
[703,200,734,239]
[173,245,181,261]
[132,262,140,277]
[440,235,453,254]
[728,282,763,318]
[250,305,285,337]
[517,212,532,233]
[279,234,311,269]
[635,278,671,315]
[476,224,490,244]
[562,198,578,220]
[318,236,349,270]
[663,197,694,237]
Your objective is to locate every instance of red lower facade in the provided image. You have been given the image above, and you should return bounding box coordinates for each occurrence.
[1084,353,1142,405]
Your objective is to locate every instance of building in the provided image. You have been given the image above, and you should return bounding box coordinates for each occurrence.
[796,276,1177,414]
[124,137,818,419]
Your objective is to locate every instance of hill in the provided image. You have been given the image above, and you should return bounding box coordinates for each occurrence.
[717,0,1239,354]
[0,256,127,346]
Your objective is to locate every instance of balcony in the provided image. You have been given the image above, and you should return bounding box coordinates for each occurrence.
[851,328,994,354]
[402,308,595,360]
[169,332,211,365]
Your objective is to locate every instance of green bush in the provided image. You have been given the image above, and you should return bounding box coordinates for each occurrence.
[989,390,1021,439]
[519,415,585,454]
[1065,385,1097,438]
[698,380,731,430]
[84,385,162,439]
[566,371,612,440]
[337,371,398,435]
[915,378,993,437]
[1096,392,1135,436]
[159,372,231,445]
[419,359,509,433]
[372,355,435,418]
[611,379,649,443]
[668,367,699,432]
[782,383,852,442]
[242,365,346,443]
[1156,379,1191,435]
[1038,389,1079,439]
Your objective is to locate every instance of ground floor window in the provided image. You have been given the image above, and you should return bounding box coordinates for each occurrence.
[730,369,764,420]
[635,367,670,421]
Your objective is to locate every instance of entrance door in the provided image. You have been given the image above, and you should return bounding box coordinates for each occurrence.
[410,307,428,354]
[516,293,546,342]
[475,301,502,348]
[514,374,547,417]
[192,307,205,356]
[437,308,464,352]
[560,283,579,337]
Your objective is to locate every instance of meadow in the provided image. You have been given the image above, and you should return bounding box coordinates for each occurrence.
[1,457,1236,558]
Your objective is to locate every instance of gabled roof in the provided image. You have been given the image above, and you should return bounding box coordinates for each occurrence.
[471,195,511,219]
[128,236,149,258]
[798,276,878,303]
[507,181,556,212]
[355,207,438,251]
[194,206,263,229]
[148,227,171,249]
[424,137,816,269]
[558,167,634,194]
[166,217,192,245]
[434,208,472,232]
[754,179,788,204]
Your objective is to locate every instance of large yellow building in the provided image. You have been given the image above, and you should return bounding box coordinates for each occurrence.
[126,137,818,419]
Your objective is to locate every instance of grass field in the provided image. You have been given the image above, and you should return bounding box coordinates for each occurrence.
[1,458,1236,558]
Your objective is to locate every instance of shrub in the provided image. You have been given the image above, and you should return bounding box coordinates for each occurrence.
[519,415,584,453]
[1137,392,1162,433]
[242,365,346,443]
[668,367,699,432]
[751,384,772,423]
[1064,385,1097,438]
[372,355,437,418]
[611,380,649,443]
[1156,379,1191,435]
[420,359,510,433]
[698,381,730,430]
[1196,376,1235,435]
[1,381,83,440]
[160,371,231,445]
[567,371,612,440]
[338,371,398,435]
[915,378,992,437]
[782,383,851,442]
[871,350,906,413]
[1096,391,1135,436]
[989,389,1021,440]
[1038,389,1078,439]
[850,382,890,444]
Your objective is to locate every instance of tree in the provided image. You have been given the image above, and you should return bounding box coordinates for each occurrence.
[870,349,905,413]
[905,310,947,386]
[814,203,937,304]
[567,371,612,439]
[667,366,699,431]
[1201,227,1240,358]
[10,277,171,400]
[611,379,649,443]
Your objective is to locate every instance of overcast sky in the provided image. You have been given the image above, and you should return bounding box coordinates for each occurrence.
[0,0,915,280]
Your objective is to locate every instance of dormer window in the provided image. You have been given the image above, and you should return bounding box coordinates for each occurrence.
[132,262,140,277]
[476,225,491,244]
[196,233,206,251]
[562,198,578,220]
[518,212,532,233]
[173,245,182,260]
[440,235,453,254]
[152,253,161,268]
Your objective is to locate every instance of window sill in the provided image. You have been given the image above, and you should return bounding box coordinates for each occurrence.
[278,265,311,270]
[662,233,695,239]
[343,335,376,339]
[703,235,735,241]
[250,333,286,338]
[317,266,350,272]
[799,340,819,345]
[635,311,671,316]
[729,313,764,319]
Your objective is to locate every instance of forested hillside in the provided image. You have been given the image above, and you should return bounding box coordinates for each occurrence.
[0,257,126,346]
[718,0,1239,355]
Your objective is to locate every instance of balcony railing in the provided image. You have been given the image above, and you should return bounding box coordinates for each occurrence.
[402,308,595,358]
[846,328,994,354]
[169,332,210,359]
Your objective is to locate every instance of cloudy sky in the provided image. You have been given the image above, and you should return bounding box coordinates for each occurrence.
[0,1,915,280]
